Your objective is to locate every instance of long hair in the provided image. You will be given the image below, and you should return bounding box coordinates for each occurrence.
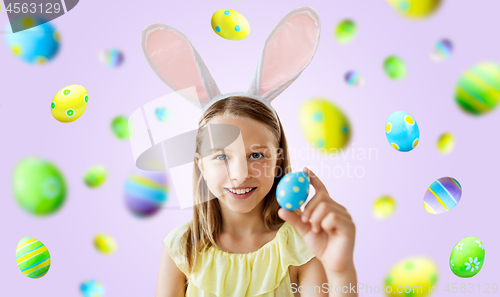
[178,96,299,275]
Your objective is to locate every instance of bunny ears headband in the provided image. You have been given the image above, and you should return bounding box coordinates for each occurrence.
[140,6,321,135]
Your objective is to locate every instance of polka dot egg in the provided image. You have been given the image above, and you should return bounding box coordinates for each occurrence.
[423,177,462,214]
[384,256,438,297]
[51,84,88,122]
[276,171,310,210]
[385,111,420,152]
[211,9,250,41]
[16,237,51,279]
[450,236,485,278]
[299,98,351,153]
[5,16,61,65]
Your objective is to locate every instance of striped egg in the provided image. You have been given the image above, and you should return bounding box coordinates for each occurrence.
[423,177,462,214]
[345,71,363,87]
[15,237,51,279]
[94,234,117,255]
[431,39,453,61]
[276,171,310,211]
[455,63,500,115]
[124,170,169,217]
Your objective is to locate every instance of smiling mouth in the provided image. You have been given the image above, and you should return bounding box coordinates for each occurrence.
[224,187,257,194]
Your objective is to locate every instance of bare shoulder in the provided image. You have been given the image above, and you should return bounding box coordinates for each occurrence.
[155,245,187,297]
[297,257,328,296]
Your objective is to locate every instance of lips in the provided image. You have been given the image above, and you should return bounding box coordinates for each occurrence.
[224,187,257,199]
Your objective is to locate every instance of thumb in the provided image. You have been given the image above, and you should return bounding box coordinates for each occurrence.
[278,208,311,237]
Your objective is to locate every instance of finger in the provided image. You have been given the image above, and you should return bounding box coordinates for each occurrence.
[278,208,311,237]
[301,192,335,222]
[321,213,355,236]
[303,167,329,195]
[308,201,331,233]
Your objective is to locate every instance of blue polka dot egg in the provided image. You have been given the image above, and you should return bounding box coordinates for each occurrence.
[211,9,250,41]
[5,17,61,65]
[385,111,420,152]
[276,171,310,210]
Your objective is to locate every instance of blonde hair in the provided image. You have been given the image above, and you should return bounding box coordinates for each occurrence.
[177,96,300,275]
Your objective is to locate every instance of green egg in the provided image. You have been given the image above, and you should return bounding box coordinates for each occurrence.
[334,19,357,44]
[384,56,407,80]
[84,166,107,188]
[449,236,485,278]
[111,115,129,140]
[12,157,67,216]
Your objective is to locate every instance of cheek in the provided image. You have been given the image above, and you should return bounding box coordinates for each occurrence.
[203,162,229,185]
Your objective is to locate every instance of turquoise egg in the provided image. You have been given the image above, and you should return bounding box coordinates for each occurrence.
[276,171,310,210]
[80,279,105,297]
[5,17,60,64]
[385,111,420,152]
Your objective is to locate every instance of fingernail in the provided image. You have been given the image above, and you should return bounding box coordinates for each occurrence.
[301,215,307,222]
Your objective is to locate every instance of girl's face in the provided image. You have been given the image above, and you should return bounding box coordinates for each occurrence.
[195,116,282,213]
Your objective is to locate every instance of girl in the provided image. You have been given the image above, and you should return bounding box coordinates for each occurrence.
[140,7,358,297]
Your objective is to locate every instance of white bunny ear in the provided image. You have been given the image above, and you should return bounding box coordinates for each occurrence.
[141,24,221,108]
[247,7,321,102]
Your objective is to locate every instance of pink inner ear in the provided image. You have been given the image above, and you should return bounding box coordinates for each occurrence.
[146,29,209,102]
[260,13,318,96]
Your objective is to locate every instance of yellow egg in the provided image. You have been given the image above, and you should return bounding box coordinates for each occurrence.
[384,256,438,297]
[373,195,396,219]
[386,0,442,19]
[211,9,250,41]
[94,233,117,255]
[299,98,351,153]
[51,84,88,122]
[437,132,455,154]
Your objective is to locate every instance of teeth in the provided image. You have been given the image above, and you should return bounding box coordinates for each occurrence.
[228,188,254,194]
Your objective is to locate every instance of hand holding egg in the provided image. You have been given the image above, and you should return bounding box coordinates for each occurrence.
[278,167,356,275]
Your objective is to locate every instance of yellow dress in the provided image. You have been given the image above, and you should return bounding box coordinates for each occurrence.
[163,221,316,297]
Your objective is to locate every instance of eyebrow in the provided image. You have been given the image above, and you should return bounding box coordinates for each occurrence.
[211,145,270,151]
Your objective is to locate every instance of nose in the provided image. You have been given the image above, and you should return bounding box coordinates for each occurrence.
[227,154,249,186]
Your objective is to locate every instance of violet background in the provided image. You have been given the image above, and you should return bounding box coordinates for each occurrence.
[1,0,499,296]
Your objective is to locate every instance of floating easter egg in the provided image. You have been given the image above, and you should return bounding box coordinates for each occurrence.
[300,98,351,153]
[98,47,124,68]
[384,56,406,80]
[450,236,485,278]
[431,39,453,61]
[423,177,462,214]
[111,115,129,140]
[16,237,51,279]
[384,256,438,297]
[51,84,88,123]
[124,170,169,217]
[155,106,171,122]
[211,9,250,41]
[276,171,310,211]
[335,19,356,44]
[80,279,105,297]
[94,233,117,255]
[13,157,67,216]
[455,63,500,115]
[437,132,455,154]
[344,71,363,87]
[373,195,396,219]
[84,166,107,188]
[5,17,61,64]
[385,111,419,152]
[386,0,442,19]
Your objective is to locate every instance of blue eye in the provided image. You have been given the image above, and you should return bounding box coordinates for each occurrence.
[250,153,264,159]
[215,154,228,161]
